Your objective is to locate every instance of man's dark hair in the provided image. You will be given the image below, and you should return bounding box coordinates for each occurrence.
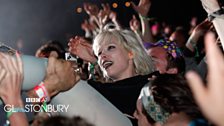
[166,53,185,73]
[151,74,204,119]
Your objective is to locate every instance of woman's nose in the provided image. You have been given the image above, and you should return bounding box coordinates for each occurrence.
[100,51,108,59]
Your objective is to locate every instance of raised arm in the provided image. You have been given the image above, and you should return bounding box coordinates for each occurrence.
[83,3,100,28]
[68,36,97,63]
[132,0,155,43]
[186,32,224,126]
[109,11,122,30]
[27,52,80,102]
[129,15,141,34]
[98,3,111,27]
[0,52,28,126]
[186,19,212,52]
[81,19,93,38]
[200,0,224,50]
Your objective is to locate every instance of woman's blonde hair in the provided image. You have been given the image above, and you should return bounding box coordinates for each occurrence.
[93,27,155,75]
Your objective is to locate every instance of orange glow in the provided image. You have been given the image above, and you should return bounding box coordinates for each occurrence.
[112,3,118,8]
[76,7,82,13]
[125,2,131,7]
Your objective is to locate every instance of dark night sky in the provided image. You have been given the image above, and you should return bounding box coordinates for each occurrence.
[0,0,207,55]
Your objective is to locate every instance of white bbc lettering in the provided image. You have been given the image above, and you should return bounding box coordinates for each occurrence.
[26,98,30,102]
[25,98,41,103]
[36,98,40,102]
[31,98,35,102]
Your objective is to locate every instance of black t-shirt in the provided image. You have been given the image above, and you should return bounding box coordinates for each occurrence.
[88,74,150,125]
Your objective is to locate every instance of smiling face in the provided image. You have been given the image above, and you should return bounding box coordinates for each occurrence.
[147,47,168,74]
[94,35,135,81]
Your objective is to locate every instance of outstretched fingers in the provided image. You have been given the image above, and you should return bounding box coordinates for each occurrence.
[186,71,207,107]
[205,32,224,86]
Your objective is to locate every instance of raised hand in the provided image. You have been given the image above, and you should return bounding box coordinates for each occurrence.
[43,52,80,97]
[131,0,151,16]
[186,32,224,126]
[186,19,213,52]
[192,19,213,36]
[89,20,100,34]
[83,3,100,16]
[0,52,29,126]
[68,36,97,63]
[98,3,111,26]
[0,52,23,105]
[81,19,91,31]
[129,15,140,32]
[109,11,117,22]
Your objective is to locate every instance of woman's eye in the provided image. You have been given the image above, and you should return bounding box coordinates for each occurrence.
[107,45,115,51]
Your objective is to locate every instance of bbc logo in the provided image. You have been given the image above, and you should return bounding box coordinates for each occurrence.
[26,98,41,103]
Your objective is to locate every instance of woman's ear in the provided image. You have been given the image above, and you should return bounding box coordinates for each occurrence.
[128,51,134,59]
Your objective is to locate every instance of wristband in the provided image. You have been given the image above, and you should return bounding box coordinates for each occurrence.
[5,107,25,126]
[208,7,224,21]
[139,14,155,21]
[188,39,199,57]
[6,107,25,118]
[89,62,97,80]
[139,14,150,20]
[6,111,13,119]
[34,82,50,102]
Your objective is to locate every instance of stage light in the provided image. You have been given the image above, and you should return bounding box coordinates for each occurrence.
[76,7,82,13]
[112,3,118,8]
[125,2,131,7]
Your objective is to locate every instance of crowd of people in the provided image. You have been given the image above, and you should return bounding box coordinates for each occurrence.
[0,0,224,126]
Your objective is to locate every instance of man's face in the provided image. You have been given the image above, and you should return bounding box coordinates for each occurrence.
[134,99,154,126]
[147,47,168,74]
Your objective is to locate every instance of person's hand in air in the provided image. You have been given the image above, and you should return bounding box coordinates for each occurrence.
[186,32,224,126]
